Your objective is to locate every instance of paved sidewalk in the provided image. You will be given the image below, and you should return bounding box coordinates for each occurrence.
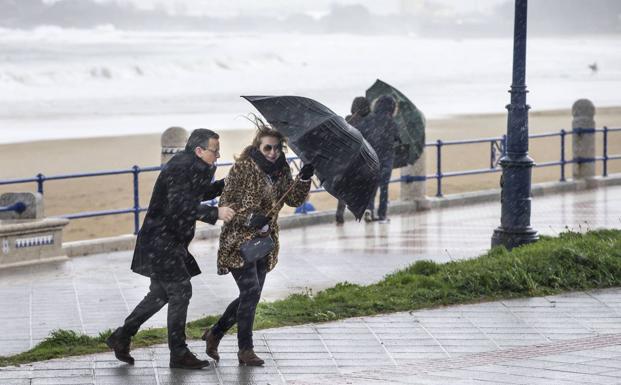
[0,186,620,358]
[2,288,621,384]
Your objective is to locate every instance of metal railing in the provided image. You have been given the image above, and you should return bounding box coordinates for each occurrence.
[1,127,619,234]
[421,126,621,197]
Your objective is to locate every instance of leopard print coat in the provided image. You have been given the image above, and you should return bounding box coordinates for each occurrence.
[217,157,311,274]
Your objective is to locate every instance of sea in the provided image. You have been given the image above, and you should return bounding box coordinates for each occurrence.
[0,26,619,143]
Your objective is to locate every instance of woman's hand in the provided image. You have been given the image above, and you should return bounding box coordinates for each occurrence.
[247,213,272,229]
[299,164,315,180]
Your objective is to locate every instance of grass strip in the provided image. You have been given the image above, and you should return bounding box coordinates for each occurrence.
[2,229,620,367]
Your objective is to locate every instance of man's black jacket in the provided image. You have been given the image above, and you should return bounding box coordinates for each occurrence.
[131,151,221,281]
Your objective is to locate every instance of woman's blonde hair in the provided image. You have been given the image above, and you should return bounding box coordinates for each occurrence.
[237,114,287,160]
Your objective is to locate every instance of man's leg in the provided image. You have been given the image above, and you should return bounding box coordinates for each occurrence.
[365,188,377,223]
[378,158,394,220]
[166,279,209,369]
[122,279,168,337]
[336,200,346,223]
[162,279,192,358]
[107,278,168,364]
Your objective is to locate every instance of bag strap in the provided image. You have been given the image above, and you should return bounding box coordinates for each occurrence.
[266,175,302,218]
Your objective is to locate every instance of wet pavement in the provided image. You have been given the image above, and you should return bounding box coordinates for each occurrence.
[0,185,620,383]
[2,288,621,384]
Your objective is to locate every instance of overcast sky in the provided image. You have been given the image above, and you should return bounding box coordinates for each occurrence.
[81,0,504,18]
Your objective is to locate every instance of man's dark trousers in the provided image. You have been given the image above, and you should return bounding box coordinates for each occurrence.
[120,278,192,357]
[368,156,394,219]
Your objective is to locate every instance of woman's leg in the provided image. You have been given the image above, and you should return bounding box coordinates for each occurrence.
[210,258,268,347]
[210,296,240,340]
[233,261,263,350]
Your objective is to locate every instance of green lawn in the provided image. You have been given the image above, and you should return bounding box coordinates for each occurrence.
[2,229,620,367]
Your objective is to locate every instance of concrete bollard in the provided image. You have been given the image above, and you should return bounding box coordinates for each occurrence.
[0,192,69,268]
[400,153,427,206]
[0,192,43,220]
[161,126,189,165]
[572,99,596,180]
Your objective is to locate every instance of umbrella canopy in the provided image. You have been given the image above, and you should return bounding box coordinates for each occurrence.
[242,95,380,220]
[366,79,426,166]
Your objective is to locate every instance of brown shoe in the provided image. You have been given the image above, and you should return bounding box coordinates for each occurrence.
[105,327,134,365]
[169,350,210,370]
[237,349,264,366]
[201,327,221,361]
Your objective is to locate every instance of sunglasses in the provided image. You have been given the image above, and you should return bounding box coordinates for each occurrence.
[261,144,283,153]
[202,147,220,156]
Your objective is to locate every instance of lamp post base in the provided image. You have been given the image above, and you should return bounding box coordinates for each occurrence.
[491,227,539,250]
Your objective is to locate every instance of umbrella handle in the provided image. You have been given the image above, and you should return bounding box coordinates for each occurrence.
[266,175,303,218]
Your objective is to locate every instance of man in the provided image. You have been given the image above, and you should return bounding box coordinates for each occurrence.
[357,95,400,224]
[106,129,235,370]
[336,96,371,225]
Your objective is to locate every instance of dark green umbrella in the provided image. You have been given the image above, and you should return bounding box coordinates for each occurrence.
[366,79,426,166]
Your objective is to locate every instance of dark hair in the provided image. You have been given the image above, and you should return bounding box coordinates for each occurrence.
[351,96,370,116]
[185,128,219,152]
[372,95,397,116]
[237,114,287,160]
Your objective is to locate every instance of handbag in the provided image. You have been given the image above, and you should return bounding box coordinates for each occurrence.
[238,175,302,265]
[240,235,275,264]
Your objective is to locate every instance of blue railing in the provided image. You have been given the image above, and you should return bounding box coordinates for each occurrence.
[1,127,619,234]
[419,126,621,197]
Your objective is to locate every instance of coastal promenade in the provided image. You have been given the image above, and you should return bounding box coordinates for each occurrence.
[0,185,620,384]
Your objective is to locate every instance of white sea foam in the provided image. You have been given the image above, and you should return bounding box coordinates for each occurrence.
[0,28,619,143]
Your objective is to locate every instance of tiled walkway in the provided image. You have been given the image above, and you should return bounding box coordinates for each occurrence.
[0,186,620,383]
[2,288,621,384]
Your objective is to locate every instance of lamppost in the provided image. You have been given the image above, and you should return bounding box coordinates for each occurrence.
[491,0,539,249]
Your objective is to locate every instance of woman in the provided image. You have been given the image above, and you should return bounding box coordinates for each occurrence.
[202,119,314,366]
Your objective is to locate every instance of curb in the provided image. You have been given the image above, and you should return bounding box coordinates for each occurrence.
[63,174,621,257]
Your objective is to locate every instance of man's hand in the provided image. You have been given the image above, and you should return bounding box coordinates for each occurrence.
[218,206,235,223]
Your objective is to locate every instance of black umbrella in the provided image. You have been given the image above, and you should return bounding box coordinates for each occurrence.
[242,95,380,220]
[366,79,426,166]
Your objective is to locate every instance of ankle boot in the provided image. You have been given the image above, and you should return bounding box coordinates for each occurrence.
[169,350,210,370]
[237,349,264,366]
[201,327,221,361]
[105,327,134,365]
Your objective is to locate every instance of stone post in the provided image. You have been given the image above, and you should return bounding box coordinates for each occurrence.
[400,152,427,205]
[0,192,69,268]
[571,99,596,180]
[161,126,189,165]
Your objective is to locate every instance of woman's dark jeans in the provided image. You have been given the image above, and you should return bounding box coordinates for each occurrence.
[211,257,268,350]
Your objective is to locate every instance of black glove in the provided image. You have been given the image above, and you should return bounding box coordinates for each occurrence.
[247,213,271,229]
[299,164,315,180]
[212,178,225,192]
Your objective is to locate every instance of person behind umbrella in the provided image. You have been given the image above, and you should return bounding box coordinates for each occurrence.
[335,96,371,225]
[202,119,314,366]
[358,95,400,223]
[105,129,236,370]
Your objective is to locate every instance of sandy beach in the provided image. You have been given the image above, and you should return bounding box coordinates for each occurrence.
[1,107,620,241]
